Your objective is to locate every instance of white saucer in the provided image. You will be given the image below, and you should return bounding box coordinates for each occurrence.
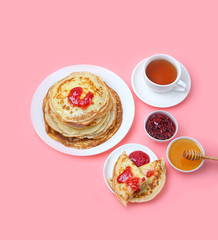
[103,143,158,193]
[131,58,191,108]
[31,65,135,156]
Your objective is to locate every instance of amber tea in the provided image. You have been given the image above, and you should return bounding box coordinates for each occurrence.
[146,59,177,85]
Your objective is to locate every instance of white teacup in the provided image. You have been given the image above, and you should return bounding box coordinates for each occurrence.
[143,54,187,92]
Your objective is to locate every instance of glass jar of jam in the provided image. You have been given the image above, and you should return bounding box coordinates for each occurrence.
[145,111,177,141]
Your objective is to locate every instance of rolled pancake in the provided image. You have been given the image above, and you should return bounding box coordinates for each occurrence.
[112,151,147,207]
[130,159,166,202]
[107,158,166,203]
[48,72,110,126]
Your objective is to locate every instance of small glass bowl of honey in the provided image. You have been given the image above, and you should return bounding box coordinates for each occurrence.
[166,136,205,172]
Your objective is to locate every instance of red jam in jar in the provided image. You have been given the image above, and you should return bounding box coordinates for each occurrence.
[129,151,150,167]
[146,112,176,140]
[68,87,94,109]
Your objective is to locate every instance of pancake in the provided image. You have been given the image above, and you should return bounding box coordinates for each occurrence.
[107,158,166,204]
[55,83,114,130]
[44,87,117,139]
[57,89,113,130]
[42,71,123,149]
[43,88,122,149]
[45,95,108,137]
[130,159,166,203]
[48,72,111,126]
[112,151,147,207]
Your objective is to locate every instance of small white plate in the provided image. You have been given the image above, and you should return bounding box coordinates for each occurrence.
[103,143,158,193]
[31,65,135,156]
[131,58,191,108]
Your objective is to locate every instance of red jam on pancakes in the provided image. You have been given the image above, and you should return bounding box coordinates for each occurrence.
[146,169,155,178]
[117,166,145,190]
[68,87,94,109]
[129,151,150,167]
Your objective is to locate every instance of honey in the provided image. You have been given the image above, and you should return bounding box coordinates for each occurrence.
[168,138,203,171]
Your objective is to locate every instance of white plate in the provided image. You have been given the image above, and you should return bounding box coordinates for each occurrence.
[31,65,135,156]
[103,143,158,192]
[131,58,191,108]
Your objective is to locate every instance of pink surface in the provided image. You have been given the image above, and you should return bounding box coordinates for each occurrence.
[1,0,218,239]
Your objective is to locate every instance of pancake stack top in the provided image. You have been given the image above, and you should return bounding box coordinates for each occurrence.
[43,72,122,149]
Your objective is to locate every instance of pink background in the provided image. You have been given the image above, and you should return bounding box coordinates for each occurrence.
[1,0,218,239]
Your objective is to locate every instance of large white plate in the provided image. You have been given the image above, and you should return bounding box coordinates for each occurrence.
[131,58,191,108]
[31,65,135,156]
[103,143,158,192]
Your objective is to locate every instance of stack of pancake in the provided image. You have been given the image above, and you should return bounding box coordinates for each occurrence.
[43,72,122,149]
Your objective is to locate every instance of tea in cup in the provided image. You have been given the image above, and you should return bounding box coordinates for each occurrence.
[144,54,187,92]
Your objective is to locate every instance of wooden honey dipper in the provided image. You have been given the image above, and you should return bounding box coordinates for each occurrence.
[183,150,218,161]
